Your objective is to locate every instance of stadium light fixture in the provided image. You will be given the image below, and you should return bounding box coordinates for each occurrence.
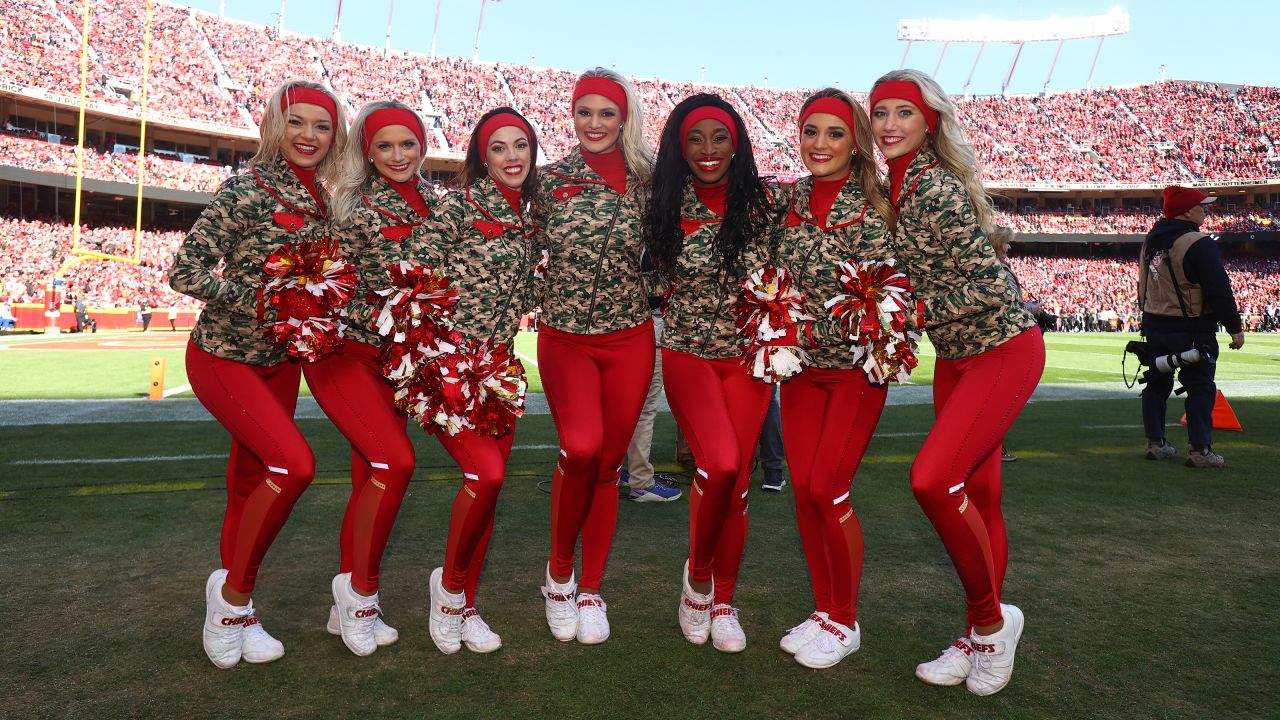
[897,9,1130,95]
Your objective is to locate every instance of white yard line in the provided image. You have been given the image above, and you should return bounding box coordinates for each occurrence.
[516,352,539,367]
[11,453,226,466]
[161,384,192,398]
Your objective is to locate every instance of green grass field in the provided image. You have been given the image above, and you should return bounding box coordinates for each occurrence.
[3,331,1278,719]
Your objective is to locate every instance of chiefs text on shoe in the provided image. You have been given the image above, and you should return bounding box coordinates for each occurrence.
[915,637,974,686]
[428,566,466,654]
[966,604,1025,696]
[794,619,860,669]
[575,593,610,645]
[710,604,747,653]
[461,608,503,653]
[780,611,828,655]
[331,572,380,656]
[678,560,713,645]
[541,564,579,642]
[327,605,399,646]
[203,569,249,669]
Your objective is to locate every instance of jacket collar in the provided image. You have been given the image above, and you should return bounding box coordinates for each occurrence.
[892,146,940,211]
[252,157,327,219]
[545,145,640,194]
[788,174,869,231]
[362,173,428,225]
[466,174,537,237]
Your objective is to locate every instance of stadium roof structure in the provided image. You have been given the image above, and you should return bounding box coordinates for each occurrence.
[898,9,1131,96]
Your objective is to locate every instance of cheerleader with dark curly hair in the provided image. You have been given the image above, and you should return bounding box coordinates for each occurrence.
[645,93,779,653]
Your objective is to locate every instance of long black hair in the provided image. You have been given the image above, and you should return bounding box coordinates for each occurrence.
[454,106,544,216]
[645,93,772,280]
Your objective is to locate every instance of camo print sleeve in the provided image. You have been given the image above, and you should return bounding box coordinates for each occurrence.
[893,159,1033,359]
[168,174,261,317]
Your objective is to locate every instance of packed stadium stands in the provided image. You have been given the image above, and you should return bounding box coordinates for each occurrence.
[2,0,1277,323]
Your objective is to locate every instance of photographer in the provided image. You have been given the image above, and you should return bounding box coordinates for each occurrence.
[1137,186,1245,468]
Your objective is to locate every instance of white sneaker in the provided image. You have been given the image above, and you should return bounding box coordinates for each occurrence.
[677,561,713,645]
[327,606,399,646]
[461,608,503,653]
[780,611,829,655]
[710,604,747,653]
[331,572,379,657]
[202,569,249,669]
[915,637,974,686]
[541,564,578,642]
[428,567,466,654]
[575,593,610,645]
[966,604,1025,696]
[240,611,285,664]
[794,619,860,669]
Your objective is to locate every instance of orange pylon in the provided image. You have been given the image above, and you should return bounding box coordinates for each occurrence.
[1179,389,1242,431]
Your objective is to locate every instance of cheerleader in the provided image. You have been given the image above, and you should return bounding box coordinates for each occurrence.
[314,100,434,656]
[772,89,896,668]
[417,107,542,654]
[169,81,347,668]
[537,68,655,645]
[869,70,1044,695]
[645,94,777,652]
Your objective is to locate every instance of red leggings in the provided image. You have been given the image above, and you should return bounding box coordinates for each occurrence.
[781,367,887,627]
[186,341,313,595]
[662,349,772,605]
[911,326,1044,628]
[438,429,515,605]
[304,339,416,594]
[541,321,654,590]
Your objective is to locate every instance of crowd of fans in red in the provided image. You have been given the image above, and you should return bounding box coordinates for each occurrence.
[4,0,1278,183]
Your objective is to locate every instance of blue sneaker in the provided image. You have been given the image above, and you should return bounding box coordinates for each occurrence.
[630,481,682,502]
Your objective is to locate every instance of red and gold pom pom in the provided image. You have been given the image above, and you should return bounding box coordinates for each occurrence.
[735,266,813,382]
[391,337,527,437]
[825,258,921,384]
[373,261,460,339]
[261,238,356,361]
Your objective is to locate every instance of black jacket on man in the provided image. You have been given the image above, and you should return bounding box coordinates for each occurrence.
[1141,218,1242,335]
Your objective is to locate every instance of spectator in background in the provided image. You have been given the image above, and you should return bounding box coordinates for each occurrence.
[620,295,683,502]
[1138,186,1245,469]
[139,300,152,331]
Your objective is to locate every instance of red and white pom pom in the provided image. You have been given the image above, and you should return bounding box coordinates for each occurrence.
[735,266,813,382]
[261,239,356,362]
[373,260,459,338]
[392,337,527,438]
[825,257,921,384]
[533,249,549,280]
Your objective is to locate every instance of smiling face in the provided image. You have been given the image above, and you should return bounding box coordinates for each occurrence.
[684,117,734,186]
[280,102,334,168]
[368,124,422,183]
[573,93,623,153]
[486,125,532,189]
[800,112,854,181]
[870,98,929,161]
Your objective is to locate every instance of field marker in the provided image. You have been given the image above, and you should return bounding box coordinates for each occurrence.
[513,444,558,450]
[11,453,225,465]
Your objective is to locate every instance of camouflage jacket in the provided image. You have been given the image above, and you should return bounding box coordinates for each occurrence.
[420,175,539,346]
[535,146,651,334]
[661,180,775,359]
[336,174,437,347]
[889,149,1033,359]
[776,175,895,369]
[169,158,332,365]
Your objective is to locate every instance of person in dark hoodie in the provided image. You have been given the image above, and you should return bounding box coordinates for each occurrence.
[1137,185,1245,469]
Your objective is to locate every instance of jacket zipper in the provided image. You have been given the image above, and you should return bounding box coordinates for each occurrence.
[583,190,623,329]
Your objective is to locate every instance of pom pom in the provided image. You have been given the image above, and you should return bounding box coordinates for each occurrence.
[261,239,356,361]
[825,258,921,384]
[734,266,813,382]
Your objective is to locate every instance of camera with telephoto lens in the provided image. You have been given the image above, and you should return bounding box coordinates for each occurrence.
[1123,340,1215,390]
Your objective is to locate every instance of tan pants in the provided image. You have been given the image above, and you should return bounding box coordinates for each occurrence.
[624,316,664,490]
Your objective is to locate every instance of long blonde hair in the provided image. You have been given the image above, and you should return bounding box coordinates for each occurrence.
[799,88,893,224]
[252,80,348,184]
[330,100,426,223]
[871,69,995,233]
[577,67,655,184]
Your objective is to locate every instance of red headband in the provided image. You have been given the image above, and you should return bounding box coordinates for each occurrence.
[679,106,738,152]
[475,112,532,155]
[280,86,337,126]
[361,107,424,155]
[799,97,858,150]
[869,80,939,132]
[572,77,629,121]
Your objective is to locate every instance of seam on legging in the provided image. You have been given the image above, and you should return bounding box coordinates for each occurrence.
[208,360,290,475]
[311,359,392,468]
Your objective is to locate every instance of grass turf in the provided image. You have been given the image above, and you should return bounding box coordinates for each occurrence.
[3,330,1278,399]
[3,393,1278,718]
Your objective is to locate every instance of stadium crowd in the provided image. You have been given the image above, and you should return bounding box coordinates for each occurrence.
[1,131,233,193]
[998,206,1277,234]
